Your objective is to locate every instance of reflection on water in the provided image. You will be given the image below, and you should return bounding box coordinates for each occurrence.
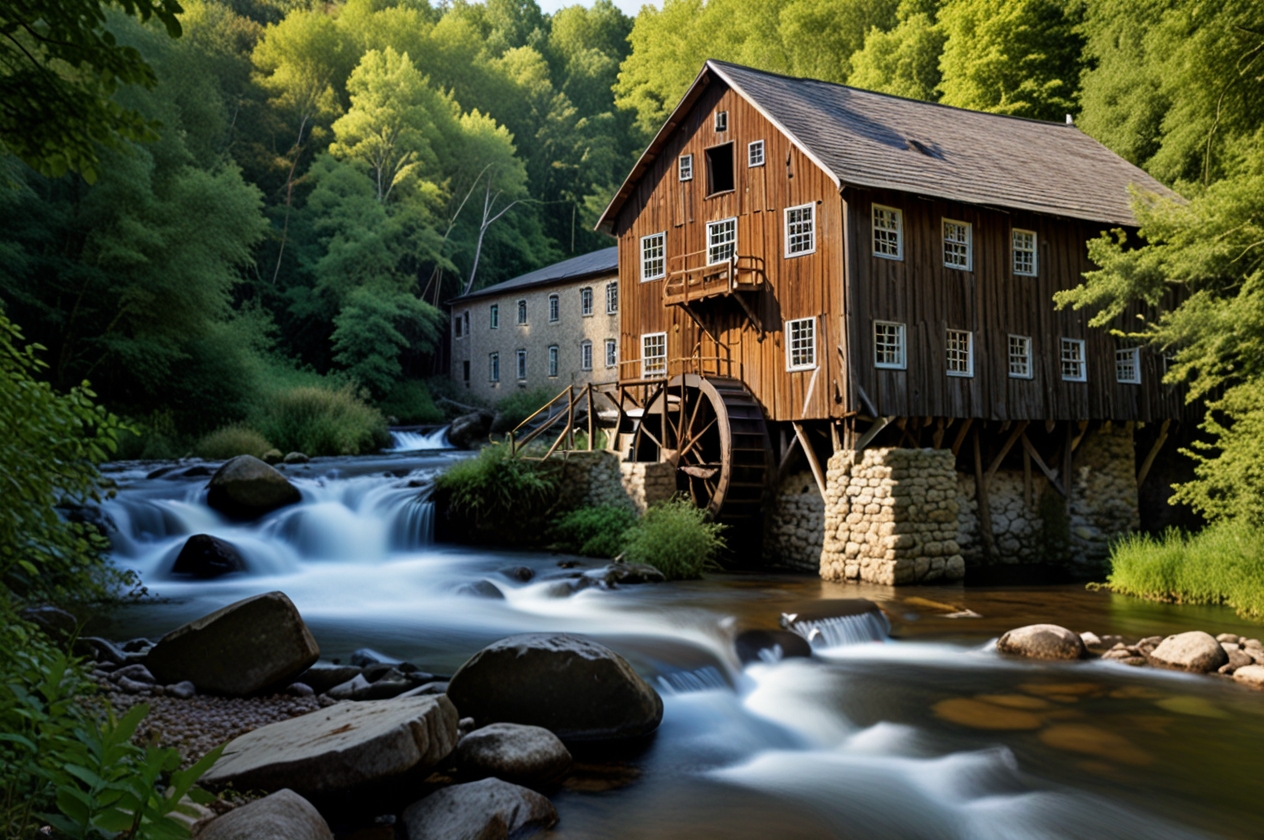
[96,454,1264,839]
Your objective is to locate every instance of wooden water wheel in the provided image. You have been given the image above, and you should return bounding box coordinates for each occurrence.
[633,374,772,522]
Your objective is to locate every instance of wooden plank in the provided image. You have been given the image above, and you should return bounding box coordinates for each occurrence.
[1136,418,1171,486]
[855,415,896,452]
[793,421,828,498]
[950,418,973,456]
[1021,433,1065,496]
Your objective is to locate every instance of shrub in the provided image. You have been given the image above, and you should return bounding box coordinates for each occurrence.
[491,387,558,434]
[194,425,273,460]
[434,445,561,525]
[379,379,443,425]
[249,386,390,456]
[554,505,638,558]
[622,496,726,580]
[1104,520,1264,619]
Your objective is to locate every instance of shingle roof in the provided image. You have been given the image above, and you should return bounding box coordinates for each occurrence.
[598,61,1179,231]
[449,246,618,303]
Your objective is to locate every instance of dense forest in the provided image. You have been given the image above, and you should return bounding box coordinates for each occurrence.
[1,0,1261,477]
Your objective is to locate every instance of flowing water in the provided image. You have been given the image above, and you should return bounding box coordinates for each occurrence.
[95,453,1264,839]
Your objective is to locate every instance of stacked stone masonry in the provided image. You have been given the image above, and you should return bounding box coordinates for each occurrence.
[570,451,677,515]
[763,471,825,572]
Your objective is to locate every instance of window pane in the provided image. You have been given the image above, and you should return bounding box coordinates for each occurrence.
[707,218,737,264]
[748,140,764,167]
[785,205,815,256]
[943,220,971,269]
[490,353,499,382]
[874,321,905,368]
[1116,347,1140,383]
[517,300,527,324]
[516,350,527,380]
[581,287,593,316]
[1060,338,1085,381]
[548,345,558,377]
[679,155,692,181]
[605,338,617,367]
[606,282,618,313]
[1013,229,1037,276]
[1008,335,1032,378]
[642,332,667,378]
[581,341,592,371]
[549,294,559,322]
[490,305,498,329]
[873,206,901,258]
[786,318,816,369]
[641,233,665,280]
[946,329,972,376]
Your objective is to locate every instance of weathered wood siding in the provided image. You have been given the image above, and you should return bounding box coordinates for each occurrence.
[610,80,846,421]
[844,188,1187,422]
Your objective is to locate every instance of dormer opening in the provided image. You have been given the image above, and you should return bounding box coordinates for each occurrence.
[705,142,735,196]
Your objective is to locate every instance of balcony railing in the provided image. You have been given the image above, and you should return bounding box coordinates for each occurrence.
[663,251,764,307]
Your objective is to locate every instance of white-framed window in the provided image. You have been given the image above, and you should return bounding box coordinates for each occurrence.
[715,110,728,132]
[453,311,464,338]
[606,282,618,314]
[489,352,500,382]
[946,329,973,377]
[785,204,816,257]
[707,217,737,265]
[581,287,593,316]
[943,219,972,270]
[1008,334,1033,379]
[1061,338,1086,381]
[785,317,817,371]
[873,205,903,259]
[516,299,527,325]
[516,349,527,380]
[641,232,665,281]
[1013,229,1037,276]
[605,338,617,368]
[580,340,593,371]
[874,321,906,369]
[489,304,499,329]
[678,154,693,181]
[1116,347,1141,384]
[748,140,765,167]
[548,293,559,323]
[548,345,559,377]
[642,332,667,379]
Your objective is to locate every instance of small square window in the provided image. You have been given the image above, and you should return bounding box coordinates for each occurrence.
[581,287,593,317]
[943,219,972,270]
[679,154,693,182]
[946,329,973,377]
[748,140,765,167]
[548,345,559,377]
[1061,338,1086,381]
[715,110,728,132]
[642,332,667,379]
[873,205,902,260]
[874,321,906,369]
[785,204,815,257]
[641,232,665,281]
[605,338,617,368]
[517,300,527,325]
[516,349,527,380]
[489,352,500,382]
[580,340,592,371]
[786,317,816,371]
[1013,229,1037,276]
[548,293,559,323]
[707,218,737,265]
[1008,334,1032,379]
[453,312,463,338]
[1116,347,1141,384]
[490,304,499,329]
[606,282,618,314]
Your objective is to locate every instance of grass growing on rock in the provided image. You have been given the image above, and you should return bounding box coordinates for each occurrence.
[622,496,726,581]
[435,444,561,524]
[1104,521,1264,620]
[553,505,637,558]
[195,425,274,460]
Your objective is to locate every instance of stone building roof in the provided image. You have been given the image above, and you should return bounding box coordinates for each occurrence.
[450,247,618,304]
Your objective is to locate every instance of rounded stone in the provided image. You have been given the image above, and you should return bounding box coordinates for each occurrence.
[197,789,332,840]
[996,624,1086,661]
[1149,631,1230,673]
[456,722,572,785]
[171,534,247,578]
[401,778,557,840]
[207,455,301,520]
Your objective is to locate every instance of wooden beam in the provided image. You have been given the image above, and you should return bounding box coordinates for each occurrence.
[793,422,829,499]
[985,421,1028,480]
[854,382,879,418]
[830,421,841,454]
[973,426,996,559]
[1020,433,1065,496]
[1136,419,1171,486]
[951,418,974,457]
[932,417,947,449]
[1071,419,1089,453]
[855,416,896,452]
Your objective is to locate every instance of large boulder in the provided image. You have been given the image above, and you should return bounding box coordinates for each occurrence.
[996,624,1086,661]
[202,696,459,797]
[207,455,301,520]
[146,591,320,696]
[196,789,332,840]
[1149,631,1229,673]
[170,534,247,578]
[447,411,494,450]
[401,778,557,840]
[446,633,662,743]
[456,723,572,786]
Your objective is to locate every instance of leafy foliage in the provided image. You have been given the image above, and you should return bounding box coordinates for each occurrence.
[434,444,560,523]
[621,496,726,581]
[553,504,637,558]
[248,385,389,456]
[194,424,274,459]
[490,386,557,433]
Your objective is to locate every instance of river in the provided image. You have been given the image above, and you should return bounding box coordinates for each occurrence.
[93,446,1264,839]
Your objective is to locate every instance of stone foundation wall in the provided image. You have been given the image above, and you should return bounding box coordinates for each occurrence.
[763,471,825,571]
[616,462,677,513]
[819,448,965,585]
[558,452,678,514]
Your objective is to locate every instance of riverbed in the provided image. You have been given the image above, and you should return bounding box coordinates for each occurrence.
[94,450,1264,839]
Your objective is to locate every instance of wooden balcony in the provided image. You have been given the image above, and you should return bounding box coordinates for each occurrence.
[662,252,765,307]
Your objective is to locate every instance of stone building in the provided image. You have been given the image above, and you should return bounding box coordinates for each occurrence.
[448,248,619,403]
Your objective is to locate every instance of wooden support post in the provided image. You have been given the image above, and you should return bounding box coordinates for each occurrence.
[973,426,996,560]
[951,418,974,457]
[1136,419,1171,486]
[831,421,841,454]
[932,418,947,449]
[793,422,829,499]
[855,416,896,452]
[1020,433,1065,496]
[985,421,1028,480]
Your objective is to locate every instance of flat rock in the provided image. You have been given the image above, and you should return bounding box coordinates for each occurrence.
[207,455,301,520]
[996,624,1086,661]
[456,723,572,785]
[447,633,662,743]
[146,591,320,696]
[299,664,363,694]
[197,789,332,840]
[1232,664,1264,688]
[401,778,557,840]
[171,534,247,578]
[201,696,459,797]
[734,629,813,664]
[583,562,666,587]
[1149,631,1229,673]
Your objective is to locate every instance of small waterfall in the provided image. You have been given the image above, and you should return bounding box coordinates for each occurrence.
[788,611,890,648]
[656,666,731,695]
[389,427,451,452]
[390,496,436,549]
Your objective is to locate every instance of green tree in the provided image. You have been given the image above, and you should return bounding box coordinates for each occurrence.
[778,0,900,83]
[849,0,946,100]
[331,285,441,396]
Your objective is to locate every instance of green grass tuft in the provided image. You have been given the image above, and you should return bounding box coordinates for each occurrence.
[434,444,561,523]
[194,424,274,459]
[622,496,726,581]
[249,386,389,456]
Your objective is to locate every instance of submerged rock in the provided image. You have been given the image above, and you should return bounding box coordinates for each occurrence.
[401,778,557,840]
[582,562,666,587]
[996,624,1086,661]
[171,534,247,578]
[447,633,663,743]
[733,629,813,665]
[197,789,333,840]
[146,591,320,696]
[206,455,301,520]
[201,696,459,797]
[1149,631,1229,673]
[456,722,572,786]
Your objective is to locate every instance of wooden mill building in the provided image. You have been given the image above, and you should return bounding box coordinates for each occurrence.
[587,60,1185,575]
